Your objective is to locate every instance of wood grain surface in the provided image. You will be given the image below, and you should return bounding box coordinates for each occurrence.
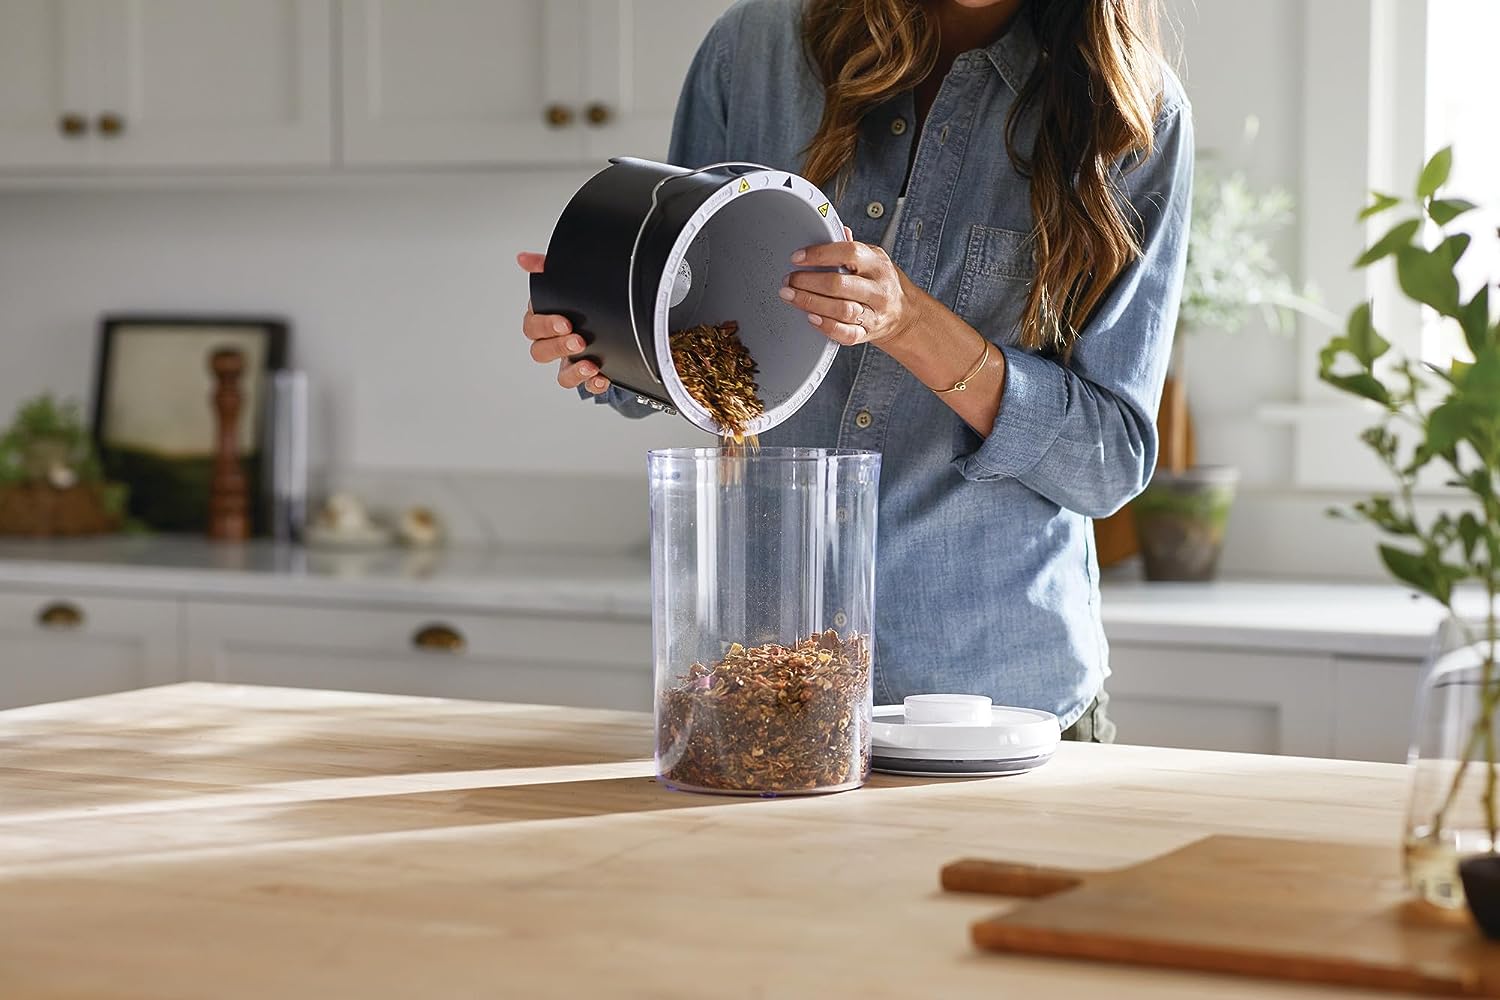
[0,683,1422,999]
[948,837,1499,996]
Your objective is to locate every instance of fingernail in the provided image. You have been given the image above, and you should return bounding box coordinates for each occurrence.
[592,377,607,391]
[778,287,795,301]
[790,249,806,264]
[552,318,569,334]
[808,314,823,326]
[568,337,585,353]
[579,364,596,377]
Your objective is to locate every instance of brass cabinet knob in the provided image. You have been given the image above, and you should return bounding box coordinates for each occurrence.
[59,113,87,137]
[585,103,612,126]
[37,602,84,629]
[96,112,125,137]
[544,104,575,128]
[412,623,466,654]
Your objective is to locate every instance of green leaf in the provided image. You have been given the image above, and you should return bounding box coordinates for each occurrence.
[1322,371,1392,406]
[1439,232,1472,265]
[1426,401,1468,455]
[1461,286,1492,356]
[1396,244,1463,316]
[1345,302,1390,366]
[1418,146,1453,199]
[1360,192,1403,220]
[1356,218,1421,268]
[1381,544,1449,602]
[1429,197,1478,226]
[1460,512,1484,562]
[1462,355,1500,420]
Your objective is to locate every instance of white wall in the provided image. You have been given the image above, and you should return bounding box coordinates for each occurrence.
[0,172,709,476]
[0,2,1389,574]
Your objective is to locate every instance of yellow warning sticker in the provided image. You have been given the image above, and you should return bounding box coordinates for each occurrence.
[737,178,750,193]
[817,202,830,217]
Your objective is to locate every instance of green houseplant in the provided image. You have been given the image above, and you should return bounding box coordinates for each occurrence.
[1318,146,1500,922]
[0,393,128,536]
[1133,168,1329,580]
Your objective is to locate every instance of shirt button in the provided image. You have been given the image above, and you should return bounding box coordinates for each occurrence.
[890,117,907,136]
[854,410,873,429]
[833,611,848,629]
[865,201,884,220]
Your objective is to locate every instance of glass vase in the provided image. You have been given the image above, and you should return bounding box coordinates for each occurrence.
[1404,604,1500,908]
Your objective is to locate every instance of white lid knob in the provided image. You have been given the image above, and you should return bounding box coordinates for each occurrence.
[904,694,993,726]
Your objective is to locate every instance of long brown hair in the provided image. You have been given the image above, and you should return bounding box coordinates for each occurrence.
[802,0,1164,355]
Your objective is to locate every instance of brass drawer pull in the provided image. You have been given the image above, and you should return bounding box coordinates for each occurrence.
[37,602,84,629]
[412,623,465,653]
[544,104,575,128]
[96,111,125,137]
[585,102,612,126]
[59,112,87,137]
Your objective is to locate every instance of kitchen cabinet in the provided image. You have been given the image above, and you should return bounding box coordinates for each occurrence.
[580,0,732,161]
[0,0,333,172]
[0,587,180,709]
[339,0,732,167]
[184,599,652,711]
[1106,641,1422,762]
[0,1,93,170]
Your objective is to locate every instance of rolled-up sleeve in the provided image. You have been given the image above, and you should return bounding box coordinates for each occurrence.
[956,101,1194,518]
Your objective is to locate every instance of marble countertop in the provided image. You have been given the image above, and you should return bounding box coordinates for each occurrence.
[0,536,1448,656]
[1097,577,1445,659]
[0,536,652,618]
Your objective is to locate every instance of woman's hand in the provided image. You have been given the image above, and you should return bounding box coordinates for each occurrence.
[779,228,930,348]
[517,252,612,395]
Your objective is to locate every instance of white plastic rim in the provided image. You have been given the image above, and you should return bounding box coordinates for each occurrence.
[870,704,1061,758]
[651,168,845,438]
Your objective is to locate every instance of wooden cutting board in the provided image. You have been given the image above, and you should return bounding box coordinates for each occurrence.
[943,836,1500,996]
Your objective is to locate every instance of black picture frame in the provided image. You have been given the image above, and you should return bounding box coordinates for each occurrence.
[91,315,290,535]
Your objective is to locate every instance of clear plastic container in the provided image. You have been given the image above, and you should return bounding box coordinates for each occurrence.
[649,447,881,795]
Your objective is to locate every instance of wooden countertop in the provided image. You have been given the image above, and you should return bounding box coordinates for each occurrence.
[0,683,1410,999]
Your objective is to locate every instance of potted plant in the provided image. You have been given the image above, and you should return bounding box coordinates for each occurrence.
[0,393,129,537]
[1127,169,1331,581]
[1318,146,1500,929]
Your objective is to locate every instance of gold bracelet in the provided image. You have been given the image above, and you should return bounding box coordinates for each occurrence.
[933,339,990,394]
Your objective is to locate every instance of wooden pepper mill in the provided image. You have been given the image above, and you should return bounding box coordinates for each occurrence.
[208,348,250,541]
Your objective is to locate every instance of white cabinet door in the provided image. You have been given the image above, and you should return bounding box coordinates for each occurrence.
[340,0,587,166]
[0,0,95,170]
[0,589,181,709]
[1333,656,1422,763]
[85,0,333,168]
[1105,643,1338,758]
[581,0,732,161]
[186,600,652,711]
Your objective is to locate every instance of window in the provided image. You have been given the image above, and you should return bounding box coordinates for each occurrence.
[1422,0,1500,367]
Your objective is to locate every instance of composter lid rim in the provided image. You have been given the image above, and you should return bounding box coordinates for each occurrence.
[647,167,845,438]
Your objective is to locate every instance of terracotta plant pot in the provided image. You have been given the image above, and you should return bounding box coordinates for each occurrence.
[1133,465,1239,582]
[1460,855,1500,939]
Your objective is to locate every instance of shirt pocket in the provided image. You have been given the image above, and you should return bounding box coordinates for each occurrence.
[952,224,1035,342]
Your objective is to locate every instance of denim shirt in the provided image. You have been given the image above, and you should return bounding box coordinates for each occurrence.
[594,0,1193,727]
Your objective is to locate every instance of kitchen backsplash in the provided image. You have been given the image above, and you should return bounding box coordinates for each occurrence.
[322,466,651,554]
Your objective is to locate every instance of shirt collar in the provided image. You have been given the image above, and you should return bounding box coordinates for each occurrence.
[980,13,1039,96]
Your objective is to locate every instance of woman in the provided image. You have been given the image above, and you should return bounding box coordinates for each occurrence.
[518,0,1191,741]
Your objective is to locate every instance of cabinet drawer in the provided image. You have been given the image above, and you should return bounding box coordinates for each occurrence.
[1105,643,1337,757]
[0,588,181,709]
[185,601,652,711]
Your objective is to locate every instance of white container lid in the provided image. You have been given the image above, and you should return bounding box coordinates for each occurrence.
[870,694,1061,776]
